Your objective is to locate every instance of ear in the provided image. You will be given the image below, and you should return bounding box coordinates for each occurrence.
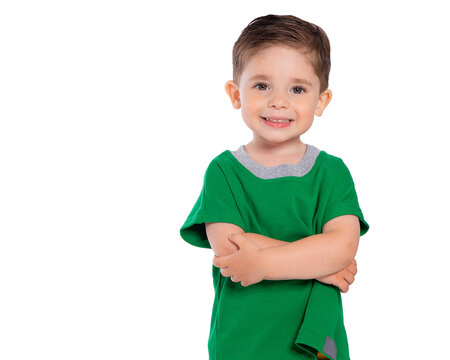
[225,80,241,109]
[314,89,332,116]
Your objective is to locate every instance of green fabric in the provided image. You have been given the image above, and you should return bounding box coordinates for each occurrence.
[180,149,369,360]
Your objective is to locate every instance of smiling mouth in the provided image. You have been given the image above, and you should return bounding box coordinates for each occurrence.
[261,117,294,123]
[261,117,293,128]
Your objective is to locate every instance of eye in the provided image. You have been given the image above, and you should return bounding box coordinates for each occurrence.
[292,86,306,94]
[254,82,269,91]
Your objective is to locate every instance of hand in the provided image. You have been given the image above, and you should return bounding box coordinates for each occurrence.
[315,259,358,293]
[212,233,265,287]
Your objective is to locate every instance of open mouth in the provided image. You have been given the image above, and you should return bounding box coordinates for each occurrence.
[261,117,293,128]
[261,117,293,123]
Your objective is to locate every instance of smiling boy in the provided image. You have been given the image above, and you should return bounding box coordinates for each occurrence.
[180,14,369,360]
[214,38,356,286]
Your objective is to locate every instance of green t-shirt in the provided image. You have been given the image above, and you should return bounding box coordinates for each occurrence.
[180,145,369,360]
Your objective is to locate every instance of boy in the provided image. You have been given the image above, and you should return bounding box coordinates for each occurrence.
[180,14,369,360]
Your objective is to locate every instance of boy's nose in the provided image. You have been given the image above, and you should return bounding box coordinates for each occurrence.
[268,91,288,109]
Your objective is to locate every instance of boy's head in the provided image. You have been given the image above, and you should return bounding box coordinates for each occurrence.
[232,14,331,93]
[224,14,333,145]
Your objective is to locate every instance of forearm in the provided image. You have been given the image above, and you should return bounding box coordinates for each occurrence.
[218,232,286,256]
[243,232,289,248]
[260,232,354,280]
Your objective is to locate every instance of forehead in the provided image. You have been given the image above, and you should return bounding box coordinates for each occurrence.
[243,45,318,81]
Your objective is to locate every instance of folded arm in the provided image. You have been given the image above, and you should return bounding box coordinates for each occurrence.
[210,215,360,286]
[206,216,360,278]
[205,223,288,256]
[259,215,360,280]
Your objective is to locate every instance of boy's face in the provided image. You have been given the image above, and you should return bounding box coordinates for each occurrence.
[225,45,332,147]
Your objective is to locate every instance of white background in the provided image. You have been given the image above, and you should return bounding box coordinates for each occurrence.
[1,1,449,359]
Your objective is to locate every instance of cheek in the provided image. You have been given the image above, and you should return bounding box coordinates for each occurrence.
[241,94,262,116]
[298,99,318,115]
[241,108,255,127]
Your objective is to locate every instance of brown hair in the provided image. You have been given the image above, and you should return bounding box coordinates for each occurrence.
[232,14,331,93]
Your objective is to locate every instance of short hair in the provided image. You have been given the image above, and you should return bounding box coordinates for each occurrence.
[232,14,331,93]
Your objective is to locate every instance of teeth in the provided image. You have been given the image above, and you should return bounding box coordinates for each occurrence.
[265,117,290,123]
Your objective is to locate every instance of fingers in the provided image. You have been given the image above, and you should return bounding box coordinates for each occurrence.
[347,259,358,275]
[215,258,233,278]
[217,263,244,286]
[336,279,350,293]
[343,269,355,286]
[213,253,238,279]
[230,275,250,287]
[213,255,228,268]
[338,266,358,293]
[353,259,358,273]
[217,264,231,277]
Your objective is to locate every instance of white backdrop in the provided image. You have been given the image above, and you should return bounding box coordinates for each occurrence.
[1,1,449,359]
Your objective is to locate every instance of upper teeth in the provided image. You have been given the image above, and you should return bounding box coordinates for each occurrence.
[265,117,290,123]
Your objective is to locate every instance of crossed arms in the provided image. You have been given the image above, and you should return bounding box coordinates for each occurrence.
[206,215,360,291]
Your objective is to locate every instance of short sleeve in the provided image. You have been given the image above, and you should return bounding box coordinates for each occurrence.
[321,158,370,236]
[179,159,246,248]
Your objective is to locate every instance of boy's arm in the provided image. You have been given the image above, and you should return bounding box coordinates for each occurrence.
[260,215,360,280]
[241,232,290,248]
[245,230,359,292]
[213,215,360,284]
[205,223,288,257]
[205,222,243,257]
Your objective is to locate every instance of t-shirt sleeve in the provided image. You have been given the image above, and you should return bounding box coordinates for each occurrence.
[179,159,246,248]
[321,158,370,236]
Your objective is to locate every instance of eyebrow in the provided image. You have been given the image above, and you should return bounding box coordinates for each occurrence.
[248,74,313,87]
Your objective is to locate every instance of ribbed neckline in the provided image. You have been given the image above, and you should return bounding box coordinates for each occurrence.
[229,144,321,180]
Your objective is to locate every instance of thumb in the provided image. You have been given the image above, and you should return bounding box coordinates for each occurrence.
[228,233,246,248]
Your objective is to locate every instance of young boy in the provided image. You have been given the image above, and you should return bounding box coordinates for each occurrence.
[180,14,369,360]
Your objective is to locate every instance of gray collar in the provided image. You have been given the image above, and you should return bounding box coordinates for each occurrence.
[230,144,320,179]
